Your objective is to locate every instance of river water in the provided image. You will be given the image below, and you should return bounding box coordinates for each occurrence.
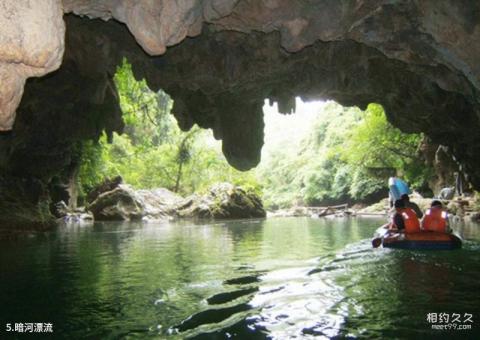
[1,217,479,339]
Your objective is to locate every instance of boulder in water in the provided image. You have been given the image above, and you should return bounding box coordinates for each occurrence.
[86,176,123,203]
[88,184,144,221]
[177,183,265,219]
[136,188,184,221]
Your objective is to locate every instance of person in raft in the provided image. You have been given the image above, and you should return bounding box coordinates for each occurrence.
[390,199,421,233]
[421,200,450,233]
[400,193,423,218]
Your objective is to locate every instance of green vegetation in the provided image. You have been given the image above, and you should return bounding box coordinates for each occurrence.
[78,59,430,209]
[342,103,431,190]
[257,102,430,209]
[78,60,258,198]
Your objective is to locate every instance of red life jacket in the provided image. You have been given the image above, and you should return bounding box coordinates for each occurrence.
[401,208,421,233]
[422,207,447,232]
[391,208,421,233]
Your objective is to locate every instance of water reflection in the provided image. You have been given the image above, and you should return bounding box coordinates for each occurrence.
[0,217,479,339]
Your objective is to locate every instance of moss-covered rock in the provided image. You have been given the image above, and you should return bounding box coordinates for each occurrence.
[177,183,266,219]
[85,182,264,221]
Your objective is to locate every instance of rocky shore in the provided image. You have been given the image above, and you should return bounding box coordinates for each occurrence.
[266,194,480,223]
[56,178,266,224]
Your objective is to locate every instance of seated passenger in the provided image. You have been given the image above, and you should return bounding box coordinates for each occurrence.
[401,194,423,218]
[422,200,449,233]
[390,199,421,233]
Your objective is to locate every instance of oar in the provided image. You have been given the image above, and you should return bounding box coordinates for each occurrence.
[371,223,390,248]
[372,236,382,248]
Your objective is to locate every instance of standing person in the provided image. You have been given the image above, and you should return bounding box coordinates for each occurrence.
[455,170,464,197]
[401,194,423,218]
[388,176,411,208]
[421,200,449,233]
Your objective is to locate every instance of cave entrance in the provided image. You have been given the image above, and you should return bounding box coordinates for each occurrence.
[78,55,427,215]
[258,97,433,210]
[75,60,458,217]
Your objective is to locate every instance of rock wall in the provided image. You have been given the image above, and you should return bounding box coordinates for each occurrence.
[0,0,64,130]
[1,1,480,228]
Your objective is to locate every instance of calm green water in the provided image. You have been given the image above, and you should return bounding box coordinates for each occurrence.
[1,217,479,339]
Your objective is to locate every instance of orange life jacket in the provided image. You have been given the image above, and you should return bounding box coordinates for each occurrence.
[422,207,447,232]
[401,208,421,233]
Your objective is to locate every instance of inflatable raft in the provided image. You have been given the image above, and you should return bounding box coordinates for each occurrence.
[373,226,462,250]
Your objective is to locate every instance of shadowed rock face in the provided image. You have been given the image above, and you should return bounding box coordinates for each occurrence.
[0,1,480,227]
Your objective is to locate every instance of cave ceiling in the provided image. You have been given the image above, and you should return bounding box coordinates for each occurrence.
[0,0,479,187]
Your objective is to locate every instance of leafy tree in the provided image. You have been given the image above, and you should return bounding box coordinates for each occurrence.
[258,101,428,209]
[342,103,430,189]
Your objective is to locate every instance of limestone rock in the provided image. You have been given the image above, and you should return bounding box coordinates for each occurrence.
[0,0,64,130]
[52,201,69,218]
[0,15,125,181]
[0,175,55,230]
[63,0,244,55]
[86,176,123,203]
[177,183,266,219]
[136,188,184,221]
[88,184,144,221]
